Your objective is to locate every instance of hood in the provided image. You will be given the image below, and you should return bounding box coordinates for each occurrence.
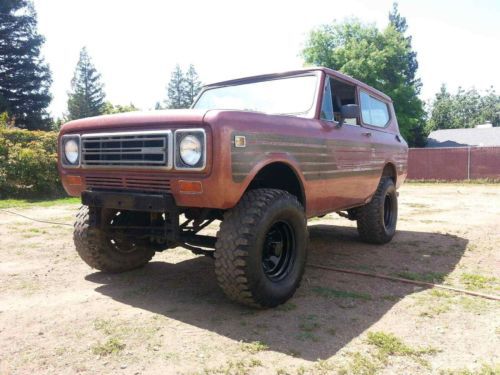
[60,109,208,134]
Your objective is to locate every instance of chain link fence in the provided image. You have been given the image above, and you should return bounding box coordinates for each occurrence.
[408,147,500,180]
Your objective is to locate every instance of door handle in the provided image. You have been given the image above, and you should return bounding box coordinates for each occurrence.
[362,132,372,137]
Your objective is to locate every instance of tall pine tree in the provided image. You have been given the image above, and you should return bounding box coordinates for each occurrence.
[185,64,202,106]
[389,2,419,90]
[0,0,52,130]
[67,47,105,120]
[166,64,188,109]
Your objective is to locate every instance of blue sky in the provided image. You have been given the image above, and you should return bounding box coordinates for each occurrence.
[33,0,500,117]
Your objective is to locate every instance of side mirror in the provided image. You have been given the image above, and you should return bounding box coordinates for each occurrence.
[337,104,360,127]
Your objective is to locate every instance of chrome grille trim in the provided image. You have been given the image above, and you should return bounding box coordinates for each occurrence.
[81,130,173,169]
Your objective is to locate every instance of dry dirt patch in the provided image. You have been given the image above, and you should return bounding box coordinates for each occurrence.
[0,184,499,374]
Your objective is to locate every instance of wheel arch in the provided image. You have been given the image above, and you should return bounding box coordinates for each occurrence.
[244,161,306,209]
[381,162,397,184]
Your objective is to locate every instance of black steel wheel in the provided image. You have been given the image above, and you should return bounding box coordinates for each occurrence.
[262,221,296,281]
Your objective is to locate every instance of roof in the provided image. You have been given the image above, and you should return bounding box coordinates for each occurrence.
[203,67,392,102]
[426,127,500,147]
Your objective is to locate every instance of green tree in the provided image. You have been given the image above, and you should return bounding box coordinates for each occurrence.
[427,85,500,131]
[185,64,202,106]
[166,64,188,109]
[302,6,426,146]
[102,102,139,115]
[67,47,106,120]
[0,0,52,130]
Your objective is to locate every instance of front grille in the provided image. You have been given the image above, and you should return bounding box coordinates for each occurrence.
[85,175,171,192]
[81,131,172,168]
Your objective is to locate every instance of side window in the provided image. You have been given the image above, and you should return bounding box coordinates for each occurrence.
[321,76,360,125]
[320,78,334,121]
[360,91,390,127]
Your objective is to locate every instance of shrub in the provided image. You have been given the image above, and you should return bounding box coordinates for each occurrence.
[0,128,63,198]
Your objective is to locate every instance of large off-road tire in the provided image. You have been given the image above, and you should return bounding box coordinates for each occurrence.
[214,189,308,308]
[356,177,398,244]
[74,206,155,273]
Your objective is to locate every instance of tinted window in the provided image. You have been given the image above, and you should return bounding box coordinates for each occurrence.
[360,91,390,127]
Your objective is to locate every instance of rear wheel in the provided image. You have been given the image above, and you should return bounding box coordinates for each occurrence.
[214,189,308,308]
[74,206,155,273]
[356,177,398,244]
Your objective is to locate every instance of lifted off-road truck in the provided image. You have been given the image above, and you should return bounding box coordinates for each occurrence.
[58,67,408,308]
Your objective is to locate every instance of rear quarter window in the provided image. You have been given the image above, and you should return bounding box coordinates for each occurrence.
[360,91,390,127]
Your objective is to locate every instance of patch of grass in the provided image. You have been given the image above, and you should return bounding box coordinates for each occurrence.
[381,295,400,301]
[240,340,268,354]
[299,314,320,332]
[295,332,320,342]
[327,328,336,336]
[367,331,438,366]
[460,273,498,290]
[457,296,492,314]
[439,363,500,375]
[419,303,451,317]
[91,337,125,356]
[203,358,262,375]
[407,203,428,208]
[338,352,380,375]
[93,318,115,335]
[0,197,79,209]
[313,359,336,374]
[312,286,371,300]
[429,289,453,298]
[396,271,446,283]
[276,302,297,311]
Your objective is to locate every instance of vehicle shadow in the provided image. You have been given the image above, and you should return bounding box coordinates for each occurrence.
[86,224,468,360]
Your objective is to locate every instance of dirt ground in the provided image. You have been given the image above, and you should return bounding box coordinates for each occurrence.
[0,183,499,375]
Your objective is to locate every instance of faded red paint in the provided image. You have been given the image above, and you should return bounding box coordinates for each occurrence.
[59,67,408,218]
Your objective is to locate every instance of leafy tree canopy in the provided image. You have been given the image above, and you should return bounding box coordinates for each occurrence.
[426,84,500,132]
[302,3,426,146]
[102,102,139,115]
[66,47,105,120]
[0,0,52,130]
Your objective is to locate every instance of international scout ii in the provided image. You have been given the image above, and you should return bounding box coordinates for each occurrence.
[58,67,408,308]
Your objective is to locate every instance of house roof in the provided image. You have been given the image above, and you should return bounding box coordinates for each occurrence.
[426,127,500,147]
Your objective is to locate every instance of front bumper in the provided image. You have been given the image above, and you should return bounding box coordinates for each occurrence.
[82,190,176,213]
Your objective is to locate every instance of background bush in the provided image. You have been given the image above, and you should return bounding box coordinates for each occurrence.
[0,127,63,198]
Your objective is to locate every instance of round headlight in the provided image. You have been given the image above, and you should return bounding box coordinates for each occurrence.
[179,135,202,166]
[64,139,79,164]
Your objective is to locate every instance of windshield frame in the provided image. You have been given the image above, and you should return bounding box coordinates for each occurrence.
[191,71,323,119]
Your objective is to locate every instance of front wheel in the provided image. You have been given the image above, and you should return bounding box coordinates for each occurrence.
[73,206,155,273]
[356,177,398,244]
[214,189,308,308]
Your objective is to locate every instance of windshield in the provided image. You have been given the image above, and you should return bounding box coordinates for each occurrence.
[193,74,318,117]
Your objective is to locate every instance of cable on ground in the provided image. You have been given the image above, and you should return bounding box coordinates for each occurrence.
[0,208,73,227]
[307,263,500,301]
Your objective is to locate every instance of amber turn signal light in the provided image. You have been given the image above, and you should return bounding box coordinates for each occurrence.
[179,180,203,194]
[66,175,82,186]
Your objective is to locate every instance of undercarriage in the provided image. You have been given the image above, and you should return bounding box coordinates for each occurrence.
[81,190,221,257]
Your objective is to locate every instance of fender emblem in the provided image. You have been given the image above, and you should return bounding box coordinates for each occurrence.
[234,135,246,148]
